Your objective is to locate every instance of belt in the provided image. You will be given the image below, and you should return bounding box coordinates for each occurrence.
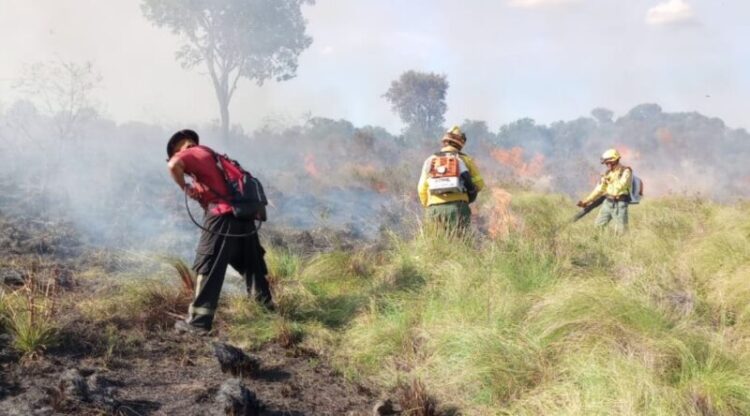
[207,201,233,212]
[606,195,629,203]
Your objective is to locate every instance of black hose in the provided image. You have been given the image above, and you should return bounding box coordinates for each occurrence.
[184,189,261,237]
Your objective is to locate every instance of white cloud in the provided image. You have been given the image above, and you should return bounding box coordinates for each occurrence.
[507,0,581,8]
[646,0,696,26]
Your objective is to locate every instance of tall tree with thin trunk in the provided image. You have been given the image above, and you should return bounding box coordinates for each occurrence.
[142,0,313,139]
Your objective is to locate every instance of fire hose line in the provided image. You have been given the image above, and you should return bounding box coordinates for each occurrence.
[184,188,261,238]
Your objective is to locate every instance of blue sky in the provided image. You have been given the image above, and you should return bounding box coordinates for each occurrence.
[0,0,747,132]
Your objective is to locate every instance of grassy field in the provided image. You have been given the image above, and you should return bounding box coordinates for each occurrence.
[2,193,749,415]
[240,193,750,415]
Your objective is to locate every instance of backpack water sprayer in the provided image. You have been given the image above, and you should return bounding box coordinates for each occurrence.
[572,167,644,222]
[427,153,469,195]
[629,174,644,204]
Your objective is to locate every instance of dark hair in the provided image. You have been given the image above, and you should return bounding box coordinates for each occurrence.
[166,129,200,158]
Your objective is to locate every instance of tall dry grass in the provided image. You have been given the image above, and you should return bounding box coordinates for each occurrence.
[2,272,61,358]
[281,194,750,415]
[78,258,195,331]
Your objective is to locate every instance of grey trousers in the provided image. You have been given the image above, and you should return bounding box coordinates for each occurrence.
[188,214,271,330]
[595,199,629,234]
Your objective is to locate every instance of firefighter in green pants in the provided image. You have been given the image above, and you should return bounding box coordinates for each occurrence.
[417,126,484,231]
[577,148,632,234]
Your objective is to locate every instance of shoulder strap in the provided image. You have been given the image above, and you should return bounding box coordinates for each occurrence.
[195,145,231,200]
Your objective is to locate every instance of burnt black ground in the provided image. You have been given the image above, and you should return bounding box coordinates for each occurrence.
[0,213,379,416]
[0,321,375,416]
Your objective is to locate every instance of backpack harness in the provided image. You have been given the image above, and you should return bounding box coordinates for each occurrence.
[184,146,268,237]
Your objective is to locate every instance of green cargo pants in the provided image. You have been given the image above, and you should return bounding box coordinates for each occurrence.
[425,201,471,233]
[595,199,629,234]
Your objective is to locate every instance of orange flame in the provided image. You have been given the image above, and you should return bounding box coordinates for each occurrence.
[487,188,519,239]
[656,127,673,145]
[614,145,641,161]
[352,164,388,193]
[304,154,319,177]
[490,147,545,178]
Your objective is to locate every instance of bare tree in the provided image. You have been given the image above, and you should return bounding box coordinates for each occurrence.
[141,0,314,139]
[14,60,101,140]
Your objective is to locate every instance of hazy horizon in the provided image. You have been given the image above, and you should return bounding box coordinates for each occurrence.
[1,0,748,133]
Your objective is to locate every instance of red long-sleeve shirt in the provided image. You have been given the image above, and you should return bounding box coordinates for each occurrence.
[171,145,233,216]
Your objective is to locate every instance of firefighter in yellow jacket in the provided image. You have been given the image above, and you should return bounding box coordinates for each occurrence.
[578,148,632,233]
[418,126,485,230]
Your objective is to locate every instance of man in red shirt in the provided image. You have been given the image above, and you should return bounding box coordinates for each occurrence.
[167,129,273,334]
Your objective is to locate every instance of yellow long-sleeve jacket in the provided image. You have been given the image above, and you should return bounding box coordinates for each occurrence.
[582,165,632,205]
[418,146,485,207]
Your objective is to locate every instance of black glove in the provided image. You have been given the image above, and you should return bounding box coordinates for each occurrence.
[461,172,479,203]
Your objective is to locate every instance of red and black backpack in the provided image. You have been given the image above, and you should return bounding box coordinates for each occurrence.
[203,146,268,222]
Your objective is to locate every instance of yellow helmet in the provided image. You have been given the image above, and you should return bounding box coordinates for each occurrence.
[600,148,621,164]
[442,125,467,149]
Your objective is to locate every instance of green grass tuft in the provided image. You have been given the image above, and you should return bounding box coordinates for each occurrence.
[3,276,61,358]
